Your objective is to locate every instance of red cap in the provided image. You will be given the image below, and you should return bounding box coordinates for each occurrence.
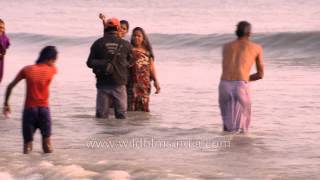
[106,18,120,28]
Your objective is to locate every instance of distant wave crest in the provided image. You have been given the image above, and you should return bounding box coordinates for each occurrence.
[9,31,320,57]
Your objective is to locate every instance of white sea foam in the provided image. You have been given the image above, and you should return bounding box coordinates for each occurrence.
[17,161,99,180]
[0,172,15,180]
[101,170,130,180]
[96,160,108,165]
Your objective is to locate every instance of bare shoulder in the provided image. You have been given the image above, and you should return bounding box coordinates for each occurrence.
[224,40,235,47]
[250,41,263,52]
[223,41,235,50]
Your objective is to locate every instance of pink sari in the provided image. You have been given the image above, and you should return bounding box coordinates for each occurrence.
[0,33,10,83]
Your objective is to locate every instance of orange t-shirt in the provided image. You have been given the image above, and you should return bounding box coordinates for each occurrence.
[15,64,57,108]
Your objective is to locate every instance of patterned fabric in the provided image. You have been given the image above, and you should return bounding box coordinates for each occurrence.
[127,49,152,112]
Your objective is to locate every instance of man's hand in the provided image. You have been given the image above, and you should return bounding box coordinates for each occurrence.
[249,73,262,81]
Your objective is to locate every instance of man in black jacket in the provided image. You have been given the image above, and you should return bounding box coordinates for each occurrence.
[87,18,132,119]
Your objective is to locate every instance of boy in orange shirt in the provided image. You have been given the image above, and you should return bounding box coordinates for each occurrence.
[3,46,58,154]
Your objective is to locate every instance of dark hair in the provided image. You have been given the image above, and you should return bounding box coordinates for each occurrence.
[104,26,118,33]
[36,46,58,64]
[131,27,154,59]
[0,19,4,24]
[120,20,129,31]
[235,21,251,38]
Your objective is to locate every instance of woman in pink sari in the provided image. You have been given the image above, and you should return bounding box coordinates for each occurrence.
[0,19,10,83]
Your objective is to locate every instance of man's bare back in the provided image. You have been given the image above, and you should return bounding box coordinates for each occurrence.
[221,39,263,81]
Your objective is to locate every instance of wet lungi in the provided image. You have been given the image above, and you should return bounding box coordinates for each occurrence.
[219,80,251,132]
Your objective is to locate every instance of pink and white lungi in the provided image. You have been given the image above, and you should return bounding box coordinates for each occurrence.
[219,80,251,132]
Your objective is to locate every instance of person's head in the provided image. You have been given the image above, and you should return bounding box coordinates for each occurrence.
[119,20,129,38]
[131,27,154,58]
[104,18,120,33]
[36,46,58,65]
[235,21,251,39]
[0,19,5,36]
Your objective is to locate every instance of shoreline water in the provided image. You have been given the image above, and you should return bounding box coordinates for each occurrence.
[1,61,319,179]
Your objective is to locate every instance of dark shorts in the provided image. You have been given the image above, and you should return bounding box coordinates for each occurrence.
[22,107,51,142]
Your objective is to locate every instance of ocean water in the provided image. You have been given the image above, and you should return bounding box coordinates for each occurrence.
[0,0,320,179]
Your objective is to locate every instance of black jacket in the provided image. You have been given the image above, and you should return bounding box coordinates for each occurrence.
[87,32,132,87]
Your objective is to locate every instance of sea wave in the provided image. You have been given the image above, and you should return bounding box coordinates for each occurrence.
[8,31,320,58]
[152,31,320,55]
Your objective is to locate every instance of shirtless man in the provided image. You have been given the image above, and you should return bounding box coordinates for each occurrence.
[219,21,264,133]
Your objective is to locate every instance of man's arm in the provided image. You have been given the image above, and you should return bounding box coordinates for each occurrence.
[250,47,264,81]
[86,44,108,69]
[126,43,133,67]
[99,13,107,28]
[87,59,108,69]
[3,72,24,115]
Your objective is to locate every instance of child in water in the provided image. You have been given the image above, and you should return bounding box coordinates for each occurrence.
[3,46,58,154]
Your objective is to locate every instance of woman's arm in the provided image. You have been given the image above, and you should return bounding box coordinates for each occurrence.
[150,59,160,94]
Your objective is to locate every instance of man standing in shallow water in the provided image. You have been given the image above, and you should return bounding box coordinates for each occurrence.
[219,21,264,133]
[87,18,132,119]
